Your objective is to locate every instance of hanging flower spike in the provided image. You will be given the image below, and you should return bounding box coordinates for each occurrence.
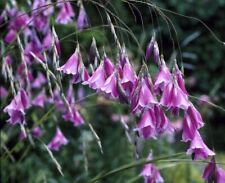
[140,153,164,183]
[160,77,190,110]
[48,128,68,151]
[63,106,85,126]
[182,105,204,142]
[56,1,75,24]
[175,63,188,94]
[57,44,81,75]
[3,88,30,125]
[101,71,119,99]
[77,4,89,32]
[187,131,215,160]
[131,77,157,113]
[32,90,46,107]
[32,72,47,88]
[145,33,155,61]
[154,58,171,93]
[136,109,156,139]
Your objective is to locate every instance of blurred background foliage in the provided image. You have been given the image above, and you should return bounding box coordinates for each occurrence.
[1,0,225,183]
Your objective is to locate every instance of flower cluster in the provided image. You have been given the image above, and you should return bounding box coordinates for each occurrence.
[1,1,224,182]
[2,0,89,151]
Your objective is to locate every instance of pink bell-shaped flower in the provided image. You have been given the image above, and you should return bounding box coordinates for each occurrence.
[56,1,75,24]
[48,128,68,151]
[187,131,215,160]
[182,105,204,142]
[160,78,190,110]
[57,45,81,75]
[154,59,171,93]
[131,77,157,113]
[140,153,164,183]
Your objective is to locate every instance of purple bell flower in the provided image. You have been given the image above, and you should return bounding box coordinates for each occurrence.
[56,1,75,24]
[182,105,204,142]
[140,154,164,183]
[77,5,89,31]
[187,131,215,160]
[48,128,68,151]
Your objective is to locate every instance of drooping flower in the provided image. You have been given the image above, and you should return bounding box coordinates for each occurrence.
[32,90,46,107]
[77,5,88,31]
[202,158,216,182]
[56,1,75,24]
[187,131,215,160]
[84,63,106,90]
[32,72,46,88]
[24,31,43,61]
[120,60,137,97]
[32,0,54,16]
[203,159,225,183]
[160,78,190,110]
[63,106,85,126]
[43,31,53,50]
[57,45,81,75]
[4,29,17,43]
[136,109,156,139]
[101,71,119,99]
[182,105,204,142]
[140,154,164,183]
[154,58,171,93]
[32,126,42,138]
[3,89,30,125]
[136,106,173,139]
[0,86,8,98]
[48,128,68,151]
[131,77,157,113]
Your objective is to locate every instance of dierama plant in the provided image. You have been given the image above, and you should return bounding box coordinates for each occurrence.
[1,0,224,183]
